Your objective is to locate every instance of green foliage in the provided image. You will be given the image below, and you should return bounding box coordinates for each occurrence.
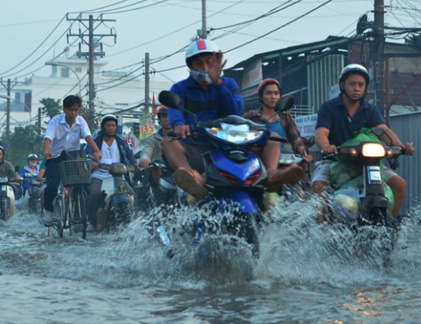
[1,125,43,169]
[39,97,61,120]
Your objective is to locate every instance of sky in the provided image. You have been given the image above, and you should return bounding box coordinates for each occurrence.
[1,0,420,86]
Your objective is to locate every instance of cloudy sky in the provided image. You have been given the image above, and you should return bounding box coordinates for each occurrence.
[1,0,419,85]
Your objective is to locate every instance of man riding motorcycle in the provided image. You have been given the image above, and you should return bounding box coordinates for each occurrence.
[312,63,415,221]
[19,154,40,196]
[0,146,22,200]
[162,38,292,200]
[86,114,139,230]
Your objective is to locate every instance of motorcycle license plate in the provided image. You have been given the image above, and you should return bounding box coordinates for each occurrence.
[1,185,6,192]
[368,166,381,183]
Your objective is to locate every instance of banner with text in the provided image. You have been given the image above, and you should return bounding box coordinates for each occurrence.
[138,113,155,140]
[295,114,318,139]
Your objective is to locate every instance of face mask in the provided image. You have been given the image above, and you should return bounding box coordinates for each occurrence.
[190,69,212,86]
[29,162,37,167]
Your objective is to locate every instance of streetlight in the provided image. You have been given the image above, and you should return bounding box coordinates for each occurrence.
[45,60,82,95]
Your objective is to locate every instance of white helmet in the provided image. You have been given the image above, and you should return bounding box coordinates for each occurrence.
[339,64,369,86]
[185,39,219,62]
[27,153,39,161]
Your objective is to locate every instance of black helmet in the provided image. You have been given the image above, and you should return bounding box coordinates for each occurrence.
[101,114,118,130]
[339,64,370,86]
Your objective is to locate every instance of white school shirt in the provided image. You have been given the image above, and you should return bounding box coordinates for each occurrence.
[91,139,120,180]
[44,114,91,155]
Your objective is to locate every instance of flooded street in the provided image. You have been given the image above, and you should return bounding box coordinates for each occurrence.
[2,200,421,324]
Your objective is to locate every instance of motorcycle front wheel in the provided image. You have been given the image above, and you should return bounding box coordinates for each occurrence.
[0,198,10,221]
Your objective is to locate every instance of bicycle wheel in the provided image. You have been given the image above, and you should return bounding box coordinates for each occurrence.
[70,187,87,239]
[52,192,64,237]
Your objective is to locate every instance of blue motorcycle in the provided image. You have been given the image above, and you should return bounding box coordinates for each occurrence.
[154,91,281,258]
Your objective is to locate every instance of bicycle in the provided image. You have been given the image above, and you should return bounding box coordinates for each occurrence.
[49,158,91,239]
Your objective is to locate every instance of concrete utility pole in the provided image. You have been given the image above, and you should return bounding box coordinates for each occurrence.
[373,0,385,115]
[67,14,116,123]
[0,79,16,139]
[144,53,150,115]
[201,0,207,38]
[88,15,95,116]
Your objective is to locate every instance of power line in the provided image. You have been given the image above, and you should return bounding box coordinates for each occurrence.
[0,15,68,76]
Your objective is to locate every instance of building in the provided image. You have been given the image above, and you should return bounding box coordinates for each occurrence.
[224,35,421,215]
[224,36,421,120]
[0,51,172,131]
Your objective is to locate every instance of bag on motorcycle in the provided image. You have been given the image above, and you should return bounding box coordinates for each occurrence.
[329,128,394,207]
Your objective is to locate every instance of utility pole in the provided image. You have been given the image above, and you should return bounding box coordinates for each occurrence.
[88,15,95,117]
[67,14,116,124]
[37,108,41,135]
[373,0,385,115]
[0,78,16,139]
[144,53,150,115]
[201,0,207,38]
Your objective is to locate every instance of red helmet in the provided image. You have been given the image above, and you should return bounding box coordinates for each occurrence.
[157,106,168,118]
[257,78,281,97]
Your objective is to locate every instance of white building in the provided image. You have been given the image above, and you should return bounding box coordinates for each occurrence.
[0,52,172,130]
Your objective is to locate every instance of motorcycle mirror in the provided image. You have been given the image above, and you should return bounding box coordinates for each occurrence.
[158,90,181,108]
[158,90,198,125]
[276,95,294,113]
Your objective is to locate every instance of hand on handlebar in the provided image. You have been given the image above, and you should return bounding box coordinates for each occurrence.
[321,145,338,156]
[44,152,55,158]
[174,125,191,139]
[302,152,313,163]
[140,159,150,169]
[403,142,415,156]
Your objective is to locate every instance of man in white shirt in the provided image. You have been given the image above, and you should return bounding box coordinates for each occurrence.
[42,95,101,225]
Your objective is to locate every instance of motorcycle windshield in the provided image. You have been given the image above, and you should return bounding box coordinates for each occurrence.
[205,123,264,145]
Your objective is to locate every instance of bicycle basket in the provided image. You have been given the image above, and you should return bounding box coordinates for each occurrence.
[58,159,91,186]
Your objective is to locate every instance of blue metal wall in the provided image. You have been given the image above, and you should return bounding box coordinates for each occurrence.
[389,111,421,216]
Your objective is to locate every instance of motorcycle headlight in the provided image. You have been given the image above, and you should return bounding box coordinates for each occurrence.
[361,143,385,157]
[205,123,264,144]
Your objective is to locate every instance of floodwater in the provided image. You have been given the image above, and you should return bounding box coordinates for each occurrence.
[1,198,421,324]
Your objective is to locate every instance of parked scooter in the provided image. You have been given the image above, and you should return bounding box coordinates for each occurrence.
[152,90,284,258]
[95,163,137,232]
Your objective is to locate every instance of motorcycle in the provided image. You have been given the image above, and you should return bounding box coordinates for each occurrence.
[0,177,20,220]
[151,90,281,258]
[326,127,405,257]
[15,179,45,215]
[95,162,137,232]
[133,159,180,213]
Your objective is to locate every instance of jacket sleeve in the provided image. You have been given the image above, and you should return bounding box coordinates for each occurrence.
[120,136,137,165]
[214,77,243,116]
[168,83,187,128]
[139,135,156,163]
[282,111,306,154]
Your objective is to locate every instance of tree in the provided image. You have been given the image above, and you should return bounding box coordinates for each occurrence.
[1,125,43,168]
[39,98,61,120]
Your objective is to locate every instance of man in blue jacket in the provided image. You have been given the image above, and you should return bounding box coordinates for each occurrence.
[162,38,295,200]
